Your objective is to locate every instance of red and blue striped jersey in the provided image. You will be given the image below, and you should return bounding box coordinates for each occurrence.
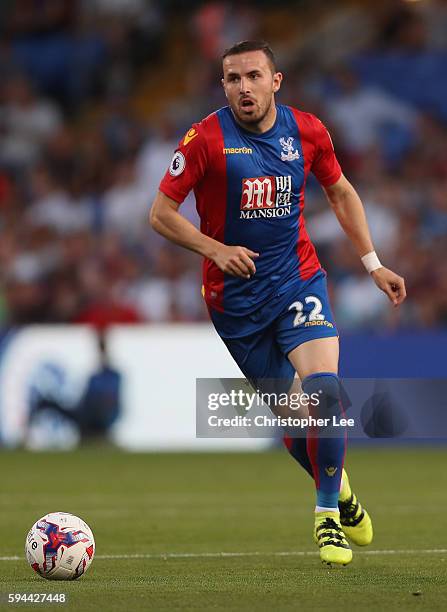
[159,104,341,315]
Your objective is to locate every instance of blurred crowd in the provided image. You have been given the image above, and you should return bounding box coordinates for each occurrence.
[0,0,446,329]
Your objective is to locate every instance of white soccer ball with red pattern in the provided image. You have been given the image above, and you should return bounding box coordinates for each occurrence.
[25,512,95,580]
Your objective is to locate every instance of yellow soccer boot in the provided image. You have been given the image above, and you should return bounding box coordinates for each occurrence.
[314,511,353,566]
[338,469,373,546]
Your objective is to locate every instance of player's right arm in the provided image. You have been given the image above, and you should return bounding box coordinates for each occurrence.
[150,123,258,279]
[150,192,258,279]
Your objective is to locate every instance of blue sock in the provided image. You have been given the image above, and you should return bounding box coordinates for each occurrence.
[283,435,313,477]
[301,372,346,509]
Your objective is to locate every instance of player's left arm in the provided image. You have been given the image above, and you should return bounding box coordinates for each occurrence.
[310,114,406,307]
[324,174,406,307]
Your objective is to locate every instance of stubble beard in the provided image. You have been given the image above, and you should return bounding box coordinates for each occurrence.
[232,96,273,131]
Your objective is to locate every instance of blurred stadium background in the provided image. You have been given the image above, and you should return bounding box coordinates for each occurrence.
[1,0,447,329]
[1,1,447,608]
[0,0,446,450]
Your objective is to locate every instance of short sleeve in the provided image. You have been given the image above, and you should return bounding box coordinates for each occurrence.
[159,124,208,204]
[311,117,342,188]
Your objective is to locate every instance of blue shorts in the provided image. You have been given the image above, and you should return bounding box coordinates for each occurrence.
[209,269,338,385]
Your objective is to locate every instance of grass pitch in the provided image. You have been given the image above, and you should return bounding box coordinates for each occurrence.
[1,446,446,611]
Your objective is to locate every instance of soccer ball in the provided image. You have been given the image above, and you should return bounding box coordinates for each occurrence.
[25,512,95,580]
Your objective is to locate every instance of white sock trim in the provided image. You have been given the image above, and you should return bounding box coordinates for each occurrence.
[315,506,339,514]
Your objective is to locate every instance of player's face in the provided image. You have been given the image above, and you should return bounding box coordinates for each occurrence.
[222,51,282,131]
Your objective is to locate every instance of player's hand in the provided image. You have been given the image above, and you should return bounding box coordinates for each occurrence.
[213,245,259,279]
[371,267,406,307]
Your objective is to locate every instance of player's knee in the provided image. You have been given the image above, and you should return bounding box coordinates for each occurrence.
[301,372,343,420]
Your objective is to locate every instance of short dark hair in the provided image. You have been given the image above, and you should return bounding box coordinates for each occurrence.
[222,40,277,72]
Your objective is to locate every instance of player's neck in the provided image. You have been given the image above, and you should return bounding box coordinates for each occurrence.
[233,104,278,135]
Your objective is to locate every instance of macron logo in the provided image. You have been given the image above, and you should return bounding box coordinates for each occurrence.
[223,147,253,155]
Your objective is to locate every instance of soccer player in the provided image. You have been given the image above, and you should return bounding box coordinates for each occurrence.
[150,41,406,565]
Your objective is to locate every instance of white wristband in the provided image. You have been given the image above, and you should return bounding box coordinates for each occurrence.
[361,251,382,274]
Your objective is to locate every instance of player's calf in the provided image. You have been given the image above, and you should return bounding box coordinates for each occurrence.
[302,372,346,512]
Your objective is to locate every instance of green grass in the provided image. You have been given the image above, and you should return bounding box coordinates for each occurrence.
[1,447,446,611]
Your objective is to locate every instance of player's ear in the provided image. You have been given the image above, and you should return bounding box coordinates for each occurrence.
[272,72,283,93]
[221,78,228,98]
